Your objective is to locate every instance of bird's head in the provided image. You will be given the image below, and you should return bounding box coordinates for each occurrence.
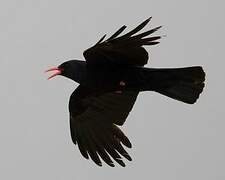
[45,60,85,81]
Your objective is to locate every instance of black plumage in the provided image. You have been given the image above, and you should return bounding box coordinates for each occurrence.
[46,18,205,167]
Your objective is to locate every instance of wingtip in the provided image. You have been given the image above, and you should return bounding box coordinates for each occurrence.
[142,17,152,26]
[108,162,115,167]
[155,25,163,31]
[123,153,132,161]
[106,25,127,41]
[97,162,103,167]
[116,159,126,167]
[147,17,152,22]
[124,137,132,148]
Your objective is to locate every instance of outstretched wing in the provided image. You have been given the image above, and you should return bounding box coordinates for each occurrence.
[69,85,138,167]
[83,17,161,67]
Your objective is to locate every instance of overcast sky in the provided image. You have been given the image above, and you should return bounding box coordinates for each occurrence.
[1,0,225,179]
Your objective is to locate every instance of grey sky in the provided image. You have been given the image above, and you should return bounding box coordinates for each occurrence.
[1,0,224,179]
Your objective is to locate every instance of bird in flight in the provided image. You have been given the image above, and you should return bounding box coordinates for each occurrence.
[46,17,205,167]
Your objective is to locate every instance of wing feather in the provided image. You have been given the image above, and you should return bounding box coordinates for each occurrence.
[131,26,162,39]
[118,17,152,39]
[69,85,138,166]
[95,34,107,45]
[106,25,127,41]
[83,17,161,67]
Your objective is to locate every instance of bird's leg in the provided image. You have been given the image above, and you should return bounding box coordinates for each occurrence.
[115,81,126,94]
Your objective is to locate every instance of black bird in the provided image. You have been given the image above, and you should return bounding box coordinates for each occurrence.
[46,18,205,167]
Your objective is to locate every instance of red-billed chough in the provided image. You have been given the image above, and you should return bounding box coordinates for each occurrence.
[46,17,205,167]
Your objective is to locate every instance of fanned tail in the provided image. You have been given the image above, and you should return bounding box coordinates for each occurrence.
[143,66,205,104]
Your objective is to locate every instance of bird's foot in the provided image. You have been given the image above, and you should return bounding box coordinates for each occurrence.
[119,81,126,86]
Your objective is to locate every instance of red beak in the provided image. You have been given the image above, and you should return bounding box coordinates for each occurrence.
[45,66,62,80]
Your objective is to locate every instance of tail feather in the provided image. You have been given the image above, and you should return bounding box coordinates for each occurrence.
[144,66,205,104]
[157,79,205,104]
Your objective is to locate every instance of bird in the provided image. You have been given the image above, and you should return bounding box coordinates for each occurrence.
[45,17,205,167]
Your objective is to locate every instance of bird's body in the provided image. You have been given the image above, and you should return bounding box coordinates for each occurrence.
[46,18,205,167]
[59,60,204,103]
